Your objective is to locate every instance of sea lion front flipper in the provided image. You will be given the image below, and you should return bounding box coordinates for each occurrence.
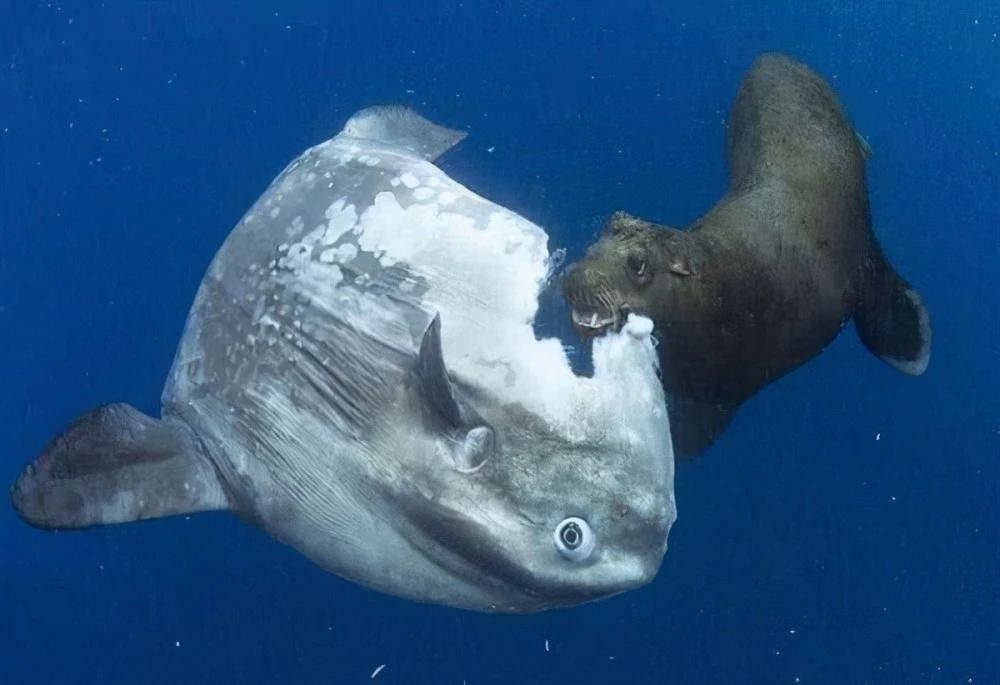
[666,396,740,461]
[854,255,932,376]
[11,404,229,530]
[855,130,873,160]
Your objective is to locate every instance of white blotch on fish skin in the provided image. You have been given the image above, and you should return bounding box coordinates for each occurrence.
[317,244,356,265]
[389,177,401,187]
[356,191,454,265]
[269,206,281,219]
[364,156,380,167]
[413,187,435,201]
[438,191,457,205]
[277,243,311,272]
[323,198,358,245]
[335,243,358,263]
[399,278,418,292]
[400,172,420,188]
[301,224,326,246]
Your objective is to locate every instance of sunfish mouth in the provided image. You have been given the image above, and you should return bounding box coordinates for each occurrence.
[570,307,621,338]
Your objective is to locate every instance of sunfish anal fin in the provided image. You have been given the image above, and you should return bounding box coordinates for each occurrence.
[341,106,467,162]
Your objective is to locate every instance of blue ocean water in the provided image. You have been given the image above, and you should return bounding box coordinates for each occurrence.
[1,2,998,683]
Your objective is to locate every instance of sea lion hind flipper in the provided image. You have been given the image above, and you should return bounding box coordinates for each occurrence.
[10,404,229,530]
[854,259,932,376]
[666,397,741,461]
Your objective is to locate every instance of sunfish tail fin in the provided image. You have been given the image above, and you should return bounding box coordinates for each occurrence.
[341,106,467,161]
[11,404,228,530]
[854,249,932,376]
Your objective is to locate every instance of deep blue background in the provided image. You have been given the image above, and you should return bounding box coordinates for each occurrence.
[2,2,998,683]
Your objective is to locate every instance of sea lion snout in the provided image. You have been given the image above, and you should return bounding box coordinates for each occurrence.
[562,258,629,339]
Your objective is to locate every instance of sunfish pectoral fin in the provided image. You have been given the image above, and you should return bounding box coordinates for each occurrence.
[417,314,495,471]
[10,404,229,530]
[341,106,467,161]
[417,313,466,426]
[854,254,931,376]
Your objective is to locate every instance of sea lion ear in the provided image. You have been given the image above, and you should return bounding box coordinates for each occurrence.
[668,257,692,277]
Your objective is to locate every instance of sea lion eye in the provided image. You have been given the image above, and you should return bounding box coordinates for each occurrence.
[627,254,649,281]
[554,517,595,561]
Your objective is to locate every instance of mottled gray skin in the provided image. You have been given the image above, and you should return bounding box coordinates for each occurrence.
[12,107,674,613]
[563,54,931,458]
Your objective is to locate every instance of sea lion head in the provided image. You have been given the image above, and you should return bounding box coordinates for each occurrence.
[562,211,693,340]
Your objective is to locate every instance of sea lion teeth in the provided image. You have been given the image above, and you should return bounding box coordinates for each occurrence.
[572,309,615,330]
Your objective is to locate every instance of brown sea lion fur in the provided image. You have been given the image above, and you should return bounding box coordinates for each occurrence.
[562,53,931,459]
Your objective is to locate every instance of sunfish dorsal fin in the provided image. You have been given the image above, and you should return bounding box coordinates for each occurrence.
[341,106,467,161]
[11,404,228,530]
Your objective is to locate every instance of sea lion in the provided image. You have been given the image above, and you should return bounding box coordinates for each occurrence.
[11,107,675,613]
[562,53,931,458]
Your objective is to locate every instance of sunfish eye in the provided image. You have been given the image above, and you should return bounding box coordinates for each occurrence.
[554,517,595,561]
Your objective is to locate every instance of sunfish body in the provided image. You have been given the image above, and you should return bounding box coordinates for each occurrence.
[11,107,675,613]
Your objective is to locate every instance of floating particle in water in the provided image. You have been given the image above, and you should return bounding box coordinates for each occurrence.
[370,664,386,679]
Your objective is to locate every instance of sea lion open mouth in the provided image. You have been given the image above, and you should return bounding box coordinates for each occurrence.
[562,266,628,339]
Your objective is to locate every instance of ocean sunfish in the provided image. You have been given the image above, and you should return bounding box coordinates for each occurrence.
[11,107,676,613]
